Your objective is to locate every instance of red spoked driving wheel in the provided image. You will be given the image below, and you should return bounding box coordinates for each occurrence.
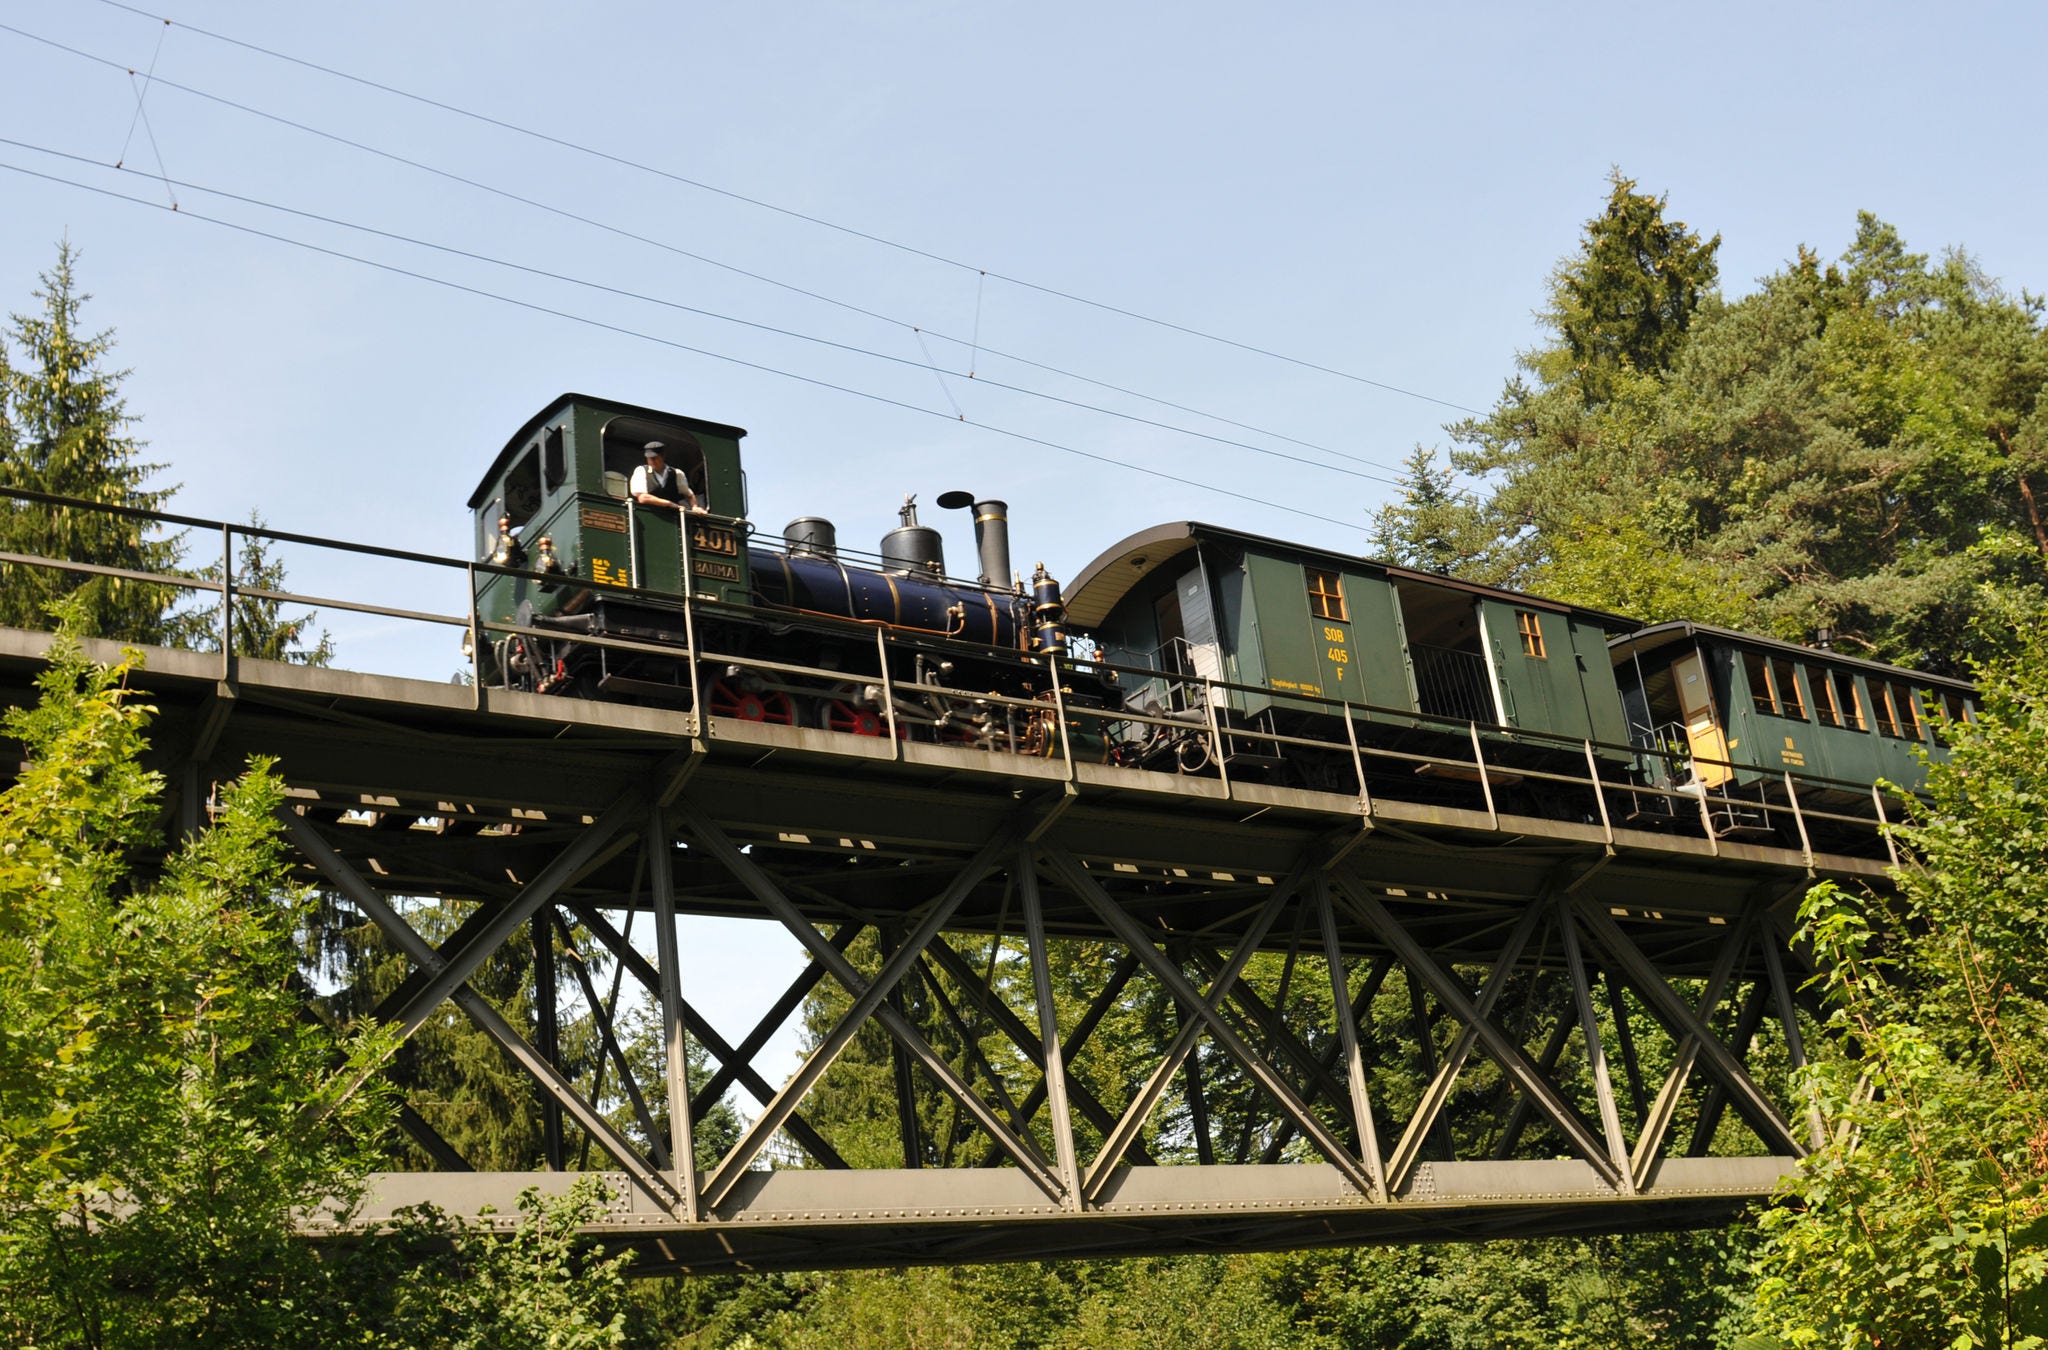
[709,678,794,724]
[822,699,889,736]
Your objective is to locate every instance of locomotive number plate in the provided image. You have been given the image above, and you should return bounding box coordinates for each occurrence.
[581,506,628,533]
[691,525,739,557]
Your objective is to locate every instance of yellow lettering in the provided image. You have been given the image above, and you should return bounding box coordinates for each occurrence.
[1326,647,1350,664]
[1323,626,1346,642]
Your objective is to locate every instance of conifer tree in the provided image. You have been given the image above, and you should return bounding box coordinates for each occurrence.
[1540,170,1722,403]
[0,242,181,642]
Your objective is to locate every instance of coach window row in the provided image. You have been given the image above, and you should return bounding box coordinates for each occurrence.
[1743,650,1968,742]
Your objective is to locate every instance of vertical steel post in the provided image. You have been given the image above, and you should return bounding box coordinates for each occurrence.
[1203,675,1229,791]
[1015,852,1081,1212]
[466,561,483,711]
[1872,784,1898,867]
[1342,703,1372,819]
[218,523,234,682]
[680,531,702,737]
[875,626,898,749]
[1048,653,1074,779]
[533,906,565,1171]
[1584,740,1613,844]
[1783,772,1813,867]
[1315,876,1385,1200]
[1468,722,1496,828]
[648,806,701,1218]
[1758,925,1825,1150]
[1557,898,1634,1192]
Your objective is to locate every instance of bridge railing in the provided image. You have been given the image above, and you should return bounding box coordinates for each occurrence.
[0,486,1904,863]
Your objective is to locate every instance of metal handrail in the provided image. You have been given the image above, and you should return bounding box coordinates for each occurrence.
[0,489,1911,853]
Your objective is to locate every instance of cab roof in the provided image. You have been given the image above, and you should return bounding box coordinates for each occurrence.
[466,393,748,510]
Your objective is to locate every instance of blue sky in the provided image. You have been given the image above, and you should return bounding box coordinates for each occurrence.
[4,0,2042,1103]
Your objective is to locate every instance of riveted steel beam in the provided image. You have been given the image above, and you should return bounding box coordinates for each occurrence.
[1042,846,1378,1199]
[281,811,681,1211]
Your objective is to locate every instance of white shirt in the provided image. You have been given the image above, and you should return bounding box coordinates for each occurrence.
[629,463,688,503]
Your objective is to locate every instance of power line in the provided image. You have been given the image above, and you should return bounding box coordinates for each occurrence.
[0,136,1406,490]
[86,0,1486,417]
[1,18,1420,480]
[0,157,1370,534]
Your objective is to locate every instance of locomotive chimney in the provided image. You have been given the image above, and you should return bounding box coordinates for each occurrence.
[938,491,1012,589]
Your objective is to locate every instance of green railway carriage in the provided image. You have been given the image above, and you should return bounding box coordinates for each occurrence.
[466,392,753,635]
[1066,523,1637,778]
[1610,621,1975,803]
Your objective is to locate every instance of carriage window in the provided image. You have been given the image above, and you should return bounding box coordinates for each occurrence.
[1827,670,1865,729]
[1875,681,1921,739]
[1769,659,1807,720]
[1305,569,1346,622]
[1814,671,1842,726]
[1515,610,1546,659]
[1743,651,1775,715]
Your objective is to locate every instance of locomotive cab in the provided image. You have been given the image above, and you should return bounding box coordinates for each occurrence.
[467,393,753,634]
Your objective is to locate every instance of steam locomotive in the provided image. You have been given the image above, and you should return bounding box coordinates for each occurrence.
[471,394,1974,847]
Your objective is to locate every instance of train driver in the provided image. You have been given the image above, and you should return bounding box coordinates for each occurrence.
[630,441,702,514]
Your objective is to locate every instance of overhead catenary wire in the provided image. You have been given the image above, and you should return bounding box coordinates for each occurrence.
[0,157,1367,533]
[0,18,1419,481]
[88,0,1482,417]
[0,135,1407,490]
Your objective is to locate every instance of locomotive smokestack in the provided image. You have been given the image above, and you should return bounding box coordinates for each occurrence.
[938,491,1012,589]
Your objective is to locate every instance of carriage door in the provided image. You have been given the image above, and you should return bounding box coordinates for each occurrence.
[1168,564,1224,703]
[1476,599,1556,731]
[1671,651,1733,788]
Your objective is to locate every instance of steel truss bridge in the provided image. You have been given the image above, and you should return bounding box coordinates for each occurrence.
[0,628,1870,1274]
[0,503,1887,1273]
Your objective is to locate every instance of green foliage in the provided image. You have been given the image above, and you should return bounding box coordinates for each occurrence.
[1370,446,1495,576]
[1747,626,2048,1347]
[1447,192,2048,673]
[1540,169,1722,404]
[0,619,394,1346]
[192,514,336,665]
[1529,516,1750,626]
[339,1180,637,1349]
[0,242,183,642]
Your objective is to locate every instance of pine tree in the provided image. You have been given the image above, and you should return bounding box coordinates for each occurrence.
[1369,446,1491,576]
[196,515,336,666]
[1540,170,1722,403]
[0,242,181,642]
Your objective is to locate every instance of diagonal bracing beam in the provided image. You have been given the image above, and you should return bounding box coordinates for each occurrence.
[379,783,652,1039]
[1332,876,1622,1188]
[1041,846,1380,1199]
[1073,874,1295,1199]
[1381,900,1548,1193]
[1573,900,1804,1160]
[678,808,1065,1207]
[568,902,852,1171]
[282,810,682,1211]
